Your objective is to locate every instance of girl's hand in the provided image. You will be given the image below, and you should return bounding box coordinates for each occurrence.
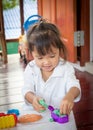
[60,94,74,115]
[60,87,80,115]
[32,96,46,112]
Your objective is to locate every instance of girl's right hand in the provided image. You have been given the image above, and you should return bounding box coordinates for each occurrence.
[32,96,46,112]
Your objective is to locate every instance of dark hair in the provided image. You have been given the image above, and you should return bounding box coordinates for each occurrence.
[26,19,67,61]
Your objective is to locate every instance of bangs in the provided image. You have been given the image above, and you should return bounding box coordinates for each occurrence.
[29,30,60,55]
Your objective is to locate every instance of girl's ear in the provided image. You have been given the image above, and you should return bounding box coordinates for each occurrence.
[28,51,34,61]
[59,51,64,59]
[59,51,62,57]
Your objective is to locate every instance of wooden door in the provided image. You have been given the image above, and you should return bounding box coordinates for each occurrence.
[38,0,77,63]
[76,0,90,66]
[38,0,90,65]
[55,0,77,63]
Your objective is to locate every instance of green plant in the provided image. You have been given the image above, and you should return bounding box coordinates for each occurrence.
[2,0,19,10]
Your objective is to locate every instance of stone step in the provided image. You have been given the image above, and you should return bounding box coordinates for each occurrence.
[85,62,93,74]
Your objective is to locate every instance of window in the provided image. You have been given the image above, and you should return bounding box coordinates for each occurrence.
[3,0,37,40]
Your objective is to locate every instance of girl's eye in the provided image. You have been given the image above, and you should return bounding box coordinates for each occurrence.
[37,57,43,59]
[50,55,55,58]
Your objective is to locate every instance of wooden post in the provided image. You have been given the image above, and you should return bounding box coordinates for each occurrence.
[0,0,7,64]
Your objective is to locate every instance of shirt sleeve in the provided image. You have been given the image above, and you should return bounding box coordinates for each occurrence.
[65,63,81,102]
[22,63,35,97]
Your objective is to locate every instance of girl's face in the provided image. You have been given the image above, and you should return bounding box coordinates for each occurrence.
[32,46,60,72]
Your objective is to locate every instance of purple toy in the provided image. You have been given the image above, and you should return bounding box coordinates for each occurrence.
[48,105,68,123]
[39,99,69,123]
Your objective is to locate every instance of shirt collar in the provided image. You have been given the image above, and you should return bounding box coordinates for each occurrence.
[52,59,66,77]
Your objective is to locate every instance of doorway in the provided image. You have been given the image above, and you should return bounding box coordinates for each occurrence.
[76,0,81,62]
[76,0,90,66]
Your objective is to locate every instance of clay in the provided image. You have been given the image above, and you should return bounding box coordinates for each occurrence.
[18,114,42,123]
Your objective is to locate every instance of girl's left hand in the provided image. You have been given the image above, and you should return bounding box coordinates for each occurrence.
[60,94,74,115]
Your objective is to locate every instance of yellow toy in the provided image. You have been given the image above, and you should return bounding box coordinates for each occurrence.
[18,34,28,64]
[18,35,27,56]
[0,113,17,129]
[18,34,33,64]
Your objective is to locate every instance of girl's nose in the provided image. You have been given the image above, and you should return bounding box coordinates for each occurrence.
[43,59,50,65]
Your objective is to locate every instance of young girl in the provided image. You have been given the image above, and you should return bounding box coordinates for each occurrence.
[22,20,81,116]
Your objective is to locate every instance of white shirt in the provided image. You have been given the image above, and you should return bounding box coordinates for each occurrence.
[22,58,81,108]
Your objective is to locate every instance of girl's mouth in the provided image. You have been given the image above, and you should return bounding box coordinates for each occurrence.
[43,65,52,71]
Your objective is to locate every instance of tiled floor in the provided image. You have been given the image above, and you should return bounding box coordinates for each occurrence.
[0,54,24,112]
[0,54,93,130]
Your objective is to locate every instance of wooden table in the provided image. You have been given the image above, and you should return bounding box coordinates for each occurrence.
[10,109,77,130]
